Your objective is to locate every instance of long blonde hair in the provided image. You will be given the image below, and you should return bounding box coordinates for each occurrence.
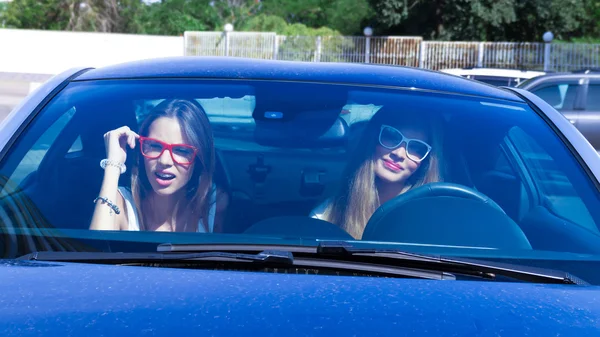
[323,106,444,239]
[131,99,215,232]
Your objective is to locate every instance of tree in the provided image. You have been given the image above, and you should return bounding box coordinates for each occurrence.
[2,0,71,30]
[367,0,594,41]
[2,0,144,33]
[241,14,288,34]
[138,0,261,35]
[66,0,145,33]
[367,0,517,40]
[506,0,592,41]
[259,0,373,35]
[138,0,214,35]
[241,14,341,35]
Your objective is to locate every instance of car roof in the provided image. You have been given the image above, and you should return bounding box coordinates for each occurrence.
[530,72,600,79]
[74,57,523,103]
[516,71,600,89]
[439,68,545,78]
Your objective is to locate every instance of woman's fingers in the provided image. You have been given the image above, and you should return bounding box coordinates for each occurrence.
[104,126,141,153]
[127,133,134,149]
[128,130,139,149]
[109,126,137,148]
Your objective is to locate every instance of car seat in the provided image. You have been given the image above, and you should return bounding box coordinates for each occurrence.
[28,99,139,230]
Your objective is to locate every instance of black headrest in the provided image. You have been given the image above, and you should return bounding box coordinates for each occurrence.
[78,100,139,157]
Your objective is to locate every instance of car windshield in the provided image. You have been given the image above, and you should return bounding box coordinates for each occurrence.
[1,78,600,279]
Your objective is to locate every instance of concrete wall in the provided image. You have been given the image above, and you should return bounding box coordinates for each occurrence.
[0,28,184,117]
[0,28,183,75]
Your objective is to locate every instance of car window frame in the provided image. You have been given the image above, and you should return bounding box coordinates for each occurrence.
[502,123,600,233]
[529,79,586,111]
[581,78,600,111]
[11,106,81,188]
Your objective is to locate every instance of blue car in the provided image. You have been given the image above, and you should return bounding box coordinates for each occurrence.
[1,57,600,336]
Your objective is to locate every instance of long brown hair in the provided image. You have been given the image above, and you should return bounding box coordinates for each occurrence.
[131,99,215,232]
[323,106,444,239]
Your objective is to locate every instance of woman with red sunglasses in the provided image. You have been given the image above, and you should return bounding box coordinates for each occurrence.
[310,106,444,239]
[90,99,228,233]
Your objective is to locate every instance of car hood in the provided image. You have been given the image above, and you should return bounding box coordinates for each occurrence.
[1,260,600,336]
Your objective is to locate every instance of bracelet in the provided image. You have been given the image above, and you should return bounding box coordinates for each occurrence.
[100,159,126,174]
[93,196,121,215]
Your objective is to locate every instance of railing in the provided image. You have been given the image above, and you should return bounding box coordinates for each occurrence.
[184,31,600,72]
[549,43,600,72]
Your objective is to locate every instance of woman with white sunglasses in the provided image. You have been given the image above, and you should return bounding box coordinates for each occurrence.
[310,106,444,239]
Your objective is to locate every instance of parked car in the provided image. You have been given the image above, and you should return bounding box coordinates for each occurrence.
[439,67,545,87]
[2,57,600,335]
[517,69,600,149]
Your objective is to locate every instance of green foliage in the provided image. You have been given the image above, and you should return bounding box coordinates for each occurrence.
[67,0,146,33]
[259,0,373,35]
[2,0,599,42]
[2,0,71,30]
[563,37,600,43]
[241,14,341,36]
[138,0,214,35]
[0,3,6,27]
[283,23,340,36]
[506,0,591,41]
[138,0,261,35]
[241,14,288,34]
[2,0,144,33]
[367,0,597,41]
[441,0,517,41]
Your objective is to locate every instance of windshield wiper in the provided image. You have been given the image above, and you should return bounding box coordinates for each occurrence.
[315,241,588,285]
[156,242,588,285]
[17,250,455,281]
[22,241,587,284]
[19,250,295,265]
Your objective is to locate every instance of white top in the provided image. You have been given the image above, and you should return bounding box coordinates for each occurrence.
[309,198,331,221]
[117,185,217,233]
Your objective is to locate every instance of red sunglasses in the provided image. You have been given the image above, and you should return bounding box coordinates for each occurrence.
[139,136,198,165]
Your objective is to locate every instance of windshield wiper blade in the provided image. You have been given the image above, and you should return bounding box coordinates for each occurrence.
[156,242,588,284]
[316,241,589,285]
[18,250,295,265]
[17,250,455,281]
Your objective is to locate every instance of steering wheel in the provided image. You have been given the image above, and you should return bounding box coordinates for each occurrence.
[361,182,532,249]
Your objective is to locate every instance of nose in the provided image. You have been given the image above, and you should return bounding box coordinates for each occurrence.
[389,143,408,160]
[157,148,174,166]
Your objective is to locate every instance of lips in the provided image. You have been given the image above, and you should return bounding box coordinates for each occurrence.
[154,171,175,187]
[383,159,402,172]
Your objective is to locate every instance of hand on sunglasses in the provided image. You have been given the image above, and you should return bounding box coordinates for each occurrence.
[104,126,140,164]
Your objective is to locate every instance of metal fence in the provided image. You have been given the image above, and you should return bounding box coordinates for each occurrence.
[184,31,600,72]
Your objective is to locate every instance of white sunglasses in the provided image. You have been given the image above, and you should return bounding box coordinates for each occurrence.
[378,124,432,162]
